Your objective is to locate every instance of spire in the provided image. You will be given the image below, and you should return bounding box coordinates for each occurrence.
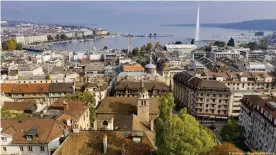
[195,6,200,41]
[140,80,147,93]
[140,80,144,88]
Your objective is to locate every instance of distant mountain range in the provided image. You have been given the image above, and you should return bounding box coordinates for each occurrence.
[2,20,97,27]
[161,19,276,31]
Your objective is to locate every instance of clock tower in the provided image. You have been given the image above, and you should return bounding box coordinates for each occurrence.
[137,80,150,123]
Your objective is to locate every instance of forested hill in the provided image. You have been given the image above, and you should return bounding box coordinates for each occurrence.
[161,19,276,31]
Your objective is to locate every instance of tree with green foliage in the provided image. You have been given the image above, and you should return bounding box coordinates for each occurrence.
[227,38,235,46]
[47,35,54,41]
[175,41,183,44]
[16,43,23,50]
[132,47,139,56]
[146,42,153,51]
[65,91,96,127]
[247,42,259,50]
[60,34,68,40]
[213,41,226,47]
[121,49,128,53]
[259,36,268,49]
[140,45,146,52]
[55,34,61,40]
[191,39,195,44]
[220,118,246,150]
[156,93,216,155]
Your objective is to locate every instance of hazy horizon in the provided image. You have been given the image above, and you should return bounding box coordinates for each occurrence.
[2,1,276,25]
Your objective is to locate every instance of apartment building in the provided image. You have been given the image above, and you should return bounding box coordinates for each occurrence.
[239,95,276,152]
[210,50,240,62]
[46,99,90,130]
[197,71,276,116]
[0,119,64,155]
[1,83,75,103]
[173,71,231,122]
[115,80,169,98]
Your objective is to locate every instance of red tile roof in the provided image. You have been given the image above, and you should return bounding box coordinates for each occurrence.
[1,119,64,144]
[12,83,50,93]
[1,83,16,93]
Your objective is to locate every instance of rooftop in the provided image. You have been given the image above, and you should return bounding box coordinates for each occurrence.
[96,97,160,115]
[165,44,197,49]
[53,131,154,155]
[1,119,64,144]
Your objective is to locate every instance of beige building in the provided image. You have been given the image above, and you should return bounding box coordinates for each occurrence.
[95,83,160,132]
[196,71,276,116]
[174,71,231,122]
[115,80,170,98]
[1,83,75,103]
[48,99,90,130]
[239,95,276,152]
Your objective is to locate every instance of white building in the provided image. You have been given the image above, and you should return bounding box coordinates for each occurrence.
[210,50,240,62]
[0,119,65,155]
[245,62,267,72]
[89,52,102,61]
[24,34,48,44]
[164,44,197,56]
[239,95,276,152]
[119,57,132,65]
[85,82,108,107]
[11,65,45,77]
[9,34,25,44]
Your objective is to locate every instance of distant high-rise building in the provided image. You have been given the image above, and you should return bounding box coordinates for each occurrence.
[195,6,200,41]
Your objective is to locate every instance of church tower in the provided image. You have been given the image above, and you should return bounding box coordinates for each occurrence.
[137,80,150,123]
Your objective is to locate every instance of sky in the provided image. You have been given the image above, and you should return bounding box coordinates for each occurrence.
[1,1,276,25]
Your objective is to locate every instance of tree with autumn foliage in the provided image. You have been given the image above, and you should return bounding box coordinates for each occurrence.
[2,39,22,51]
[155,42,161,48]
[201,142,243,155]
[156,93,216,155]
[146,42,153,51]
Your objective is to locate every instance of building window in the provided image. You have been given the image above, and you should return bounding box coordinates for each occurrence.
[103,120,108,126]
[1,137,7,142]
[40,146,45,152]
[2,147,7,151]
[20,146,23,151]
[28,146,32,152]
[26,136,33,141]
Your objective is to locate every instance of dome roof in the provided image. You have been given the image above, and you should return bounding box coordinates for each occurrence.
[145,64,156,69]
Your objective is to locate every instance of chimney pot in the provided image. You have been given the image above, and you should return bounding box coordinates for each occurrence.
[103,134,108,154]
[150,119,154,131]
[121,143,125,155]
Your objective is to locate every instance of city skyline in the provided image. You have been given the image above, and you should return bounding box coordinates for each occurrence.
[2,1,276,25]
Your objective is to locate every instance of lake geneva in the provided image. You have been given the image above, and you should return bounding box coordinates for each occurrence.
[50,24,266,51]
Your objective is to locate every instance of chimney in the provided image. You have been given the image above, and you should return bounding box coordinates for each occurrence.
[66,117,71,126]
[150,119,154,131]
[103,134,107,154]
[121,143,125,155]
[63,100,69,110]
